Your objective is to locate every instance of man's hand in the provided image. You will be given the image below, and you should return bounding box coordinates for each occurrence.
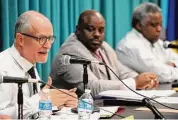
[50,88,78,108]
[65,88,78,108]
[42,77,78,108]
[135,72,159,89]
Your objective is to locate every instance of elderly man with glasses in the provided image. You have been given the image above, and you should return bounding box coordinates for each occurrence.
[0,11,77,119]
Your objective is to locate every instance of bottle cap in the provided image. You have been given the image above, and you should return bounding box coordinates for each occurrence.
[43,89,50,93]
[85,89,91,93]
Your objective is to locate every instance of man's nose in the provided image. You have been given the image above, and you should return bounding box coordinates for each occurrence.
[43,40,52,49]
[157,25,162,32]
[94,30,101,37]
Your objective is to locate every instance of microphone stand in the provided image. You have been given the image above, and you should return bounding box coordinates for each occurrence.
[18,83,23,119]
[83,63,88,92]
[142,98,164,119]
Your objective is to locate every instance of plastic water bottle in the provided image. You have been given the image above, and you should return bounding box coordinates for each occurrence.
[78,89,93,120]
[39,89,52,120]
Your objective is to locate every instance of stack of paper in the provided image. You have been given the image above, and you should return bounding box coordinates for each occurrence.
[154,97,178,104]
[99,90,176,100]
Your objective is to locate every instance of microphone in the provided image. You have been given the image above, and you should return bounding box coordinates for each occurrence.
[163,41,178,49]
[62,55,104,65]
[142,98,164,119]
[0,74,41,119]
[0,75,41,83]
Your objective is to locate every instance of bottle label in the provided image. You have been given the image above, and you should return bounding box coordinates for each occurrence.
[78,99,93,112]
[39,101,52,110]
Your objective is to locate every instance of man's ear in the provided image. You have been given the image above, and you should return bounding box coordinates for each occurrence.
[76,25,80,34]
[136,22,142,31]
[15,33,24,47]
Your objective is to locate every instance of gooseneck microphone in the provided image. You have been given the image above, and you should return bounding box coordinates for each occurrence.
[142,98,164,119]
[62,55,104,65]
[0,74,41,119]
[163,41,178,49]
[62,54,104,96]
[0,75,41,83]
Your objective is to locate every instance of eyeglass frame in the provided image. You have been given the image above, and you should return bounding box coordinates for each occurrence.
[19,33,56,45]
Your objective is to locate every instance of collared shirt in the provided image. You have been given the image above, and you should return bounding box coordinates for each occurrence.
[0,45,41,119]
[117,28,178,83]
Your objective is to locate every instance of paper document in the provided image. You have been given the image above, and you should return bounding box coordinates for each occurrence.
[99,90,176,100]
[135,107,178,113]
[99,106,119,118]
[154,97,178,104]
[52,106,119,119]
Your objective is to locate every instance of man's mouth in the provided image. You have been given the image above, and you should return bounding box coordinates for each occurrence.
[92,39,102,44]
[38,51,48,54]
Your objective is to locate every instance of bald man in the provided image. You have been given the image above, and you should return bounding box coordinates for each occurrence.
[0,11,77,119]
[50,10,158,97]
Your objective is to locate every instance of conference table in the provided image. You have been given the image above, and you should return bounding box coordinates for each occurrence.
[52,83,178,119]
[94,83,178,119]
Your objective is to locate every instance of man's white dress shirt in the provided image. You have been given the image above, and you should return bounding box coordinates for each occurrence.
[117,29,178,83]
[0,45,41,118]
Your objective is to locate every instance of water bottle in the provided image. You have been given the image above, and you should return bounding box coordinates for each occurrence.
[39,89,52,120]
[78,89,93,120]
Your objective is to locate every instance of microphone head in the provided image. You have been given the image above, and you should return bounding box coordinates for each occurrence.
[163,41,170,49]
[61,54,104,65]
[61,55,90,65]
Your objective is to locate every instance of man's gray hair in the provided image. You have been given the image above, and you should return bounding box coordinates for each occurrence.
[14,12,32,38]
[132,2,161,28]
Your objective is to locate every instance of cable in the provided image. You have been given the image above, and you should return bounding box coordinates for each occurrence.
[39,81,125,118]
[61,55,173,109]
[62,55,178,110]
[104,63,178,110]
[60,55,178,112]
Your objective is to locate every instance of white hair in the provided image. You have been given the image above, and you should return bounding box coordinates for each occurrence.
[132,2,161,28]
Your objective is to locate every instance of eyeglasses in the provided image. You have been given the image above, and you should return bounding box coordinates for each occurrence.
[20,33,56,45]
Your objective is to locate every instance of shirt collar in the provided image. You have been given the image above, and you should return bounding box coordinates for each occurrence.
[9,45,34,72]
[132,28,154,48]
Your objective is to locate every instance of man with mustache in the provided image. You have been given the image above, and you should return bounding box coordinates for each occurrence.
[117,2,178,83]
[0,11,77,119]
[50,10,158,97]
